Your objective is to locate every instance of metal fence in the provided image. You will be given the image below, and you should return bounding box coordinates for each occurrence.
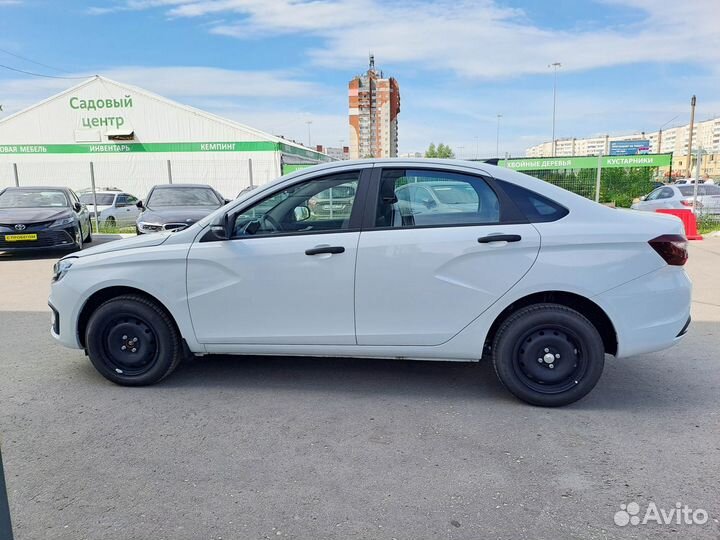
[506,158,720,234]
[0,158,279,200]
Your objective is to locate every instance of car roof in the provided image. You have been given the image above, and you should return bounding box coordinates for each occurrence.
[151,183,213,189]
[5,186,70,191]
[1,186,71,192]
[396,180,468,188]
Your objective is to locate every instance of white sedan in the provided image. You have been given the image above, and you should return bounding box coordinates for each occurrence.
[49,159,692,406]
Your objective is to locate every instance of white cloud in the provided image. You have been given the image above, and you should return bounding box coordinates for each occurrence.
[0,65,325,107]
[92,0,720,79]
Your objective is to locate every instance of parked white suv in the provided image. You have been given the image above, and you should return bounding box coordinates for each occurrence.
[49,159,692,406]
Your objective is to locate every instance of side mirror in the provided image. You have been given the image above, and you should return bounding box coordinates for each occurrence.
[209,213,234,241]
[224,198,232,205]
[73,202,82,212]
[136,200,144,209]
[294,205,310,222]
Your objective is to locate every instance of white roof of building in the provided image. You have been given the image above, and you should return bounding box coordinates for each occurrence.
[0,75,323,158]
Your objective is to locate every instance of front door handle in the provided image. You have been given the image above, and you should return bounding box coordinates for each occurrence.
[305,245,345,256]
[478,234,522,243]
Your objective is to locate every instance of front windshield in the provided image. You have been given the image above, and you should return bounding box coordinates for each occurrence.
[147,187,221,207]
[0,189,69,208]
[79,194,115,205]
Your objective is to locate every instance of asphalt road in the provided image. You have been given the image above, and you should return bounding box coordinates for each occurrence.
[1,236,719,539]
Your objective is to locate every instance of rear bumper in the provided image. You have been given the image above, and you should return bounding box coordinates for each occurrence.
[594,265,692,358]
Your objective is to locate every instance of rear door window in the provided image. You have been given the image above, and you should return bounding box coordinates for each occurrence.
[495,180,569,223]
[374,169,500,228]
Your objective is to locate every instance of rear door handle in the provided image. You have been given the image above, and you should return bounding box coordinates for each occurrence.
[305,245,345,256]
[478,234,522,243]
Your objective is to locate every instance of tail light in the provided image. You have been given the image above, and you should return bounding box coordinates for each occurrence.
[681,199,703,208]
[649,234,688,266]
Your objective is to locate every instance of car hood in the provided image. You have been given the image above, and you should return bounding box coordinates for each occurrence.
[140,206,219,224]
[71,231,173,258]
[0,207,73,223]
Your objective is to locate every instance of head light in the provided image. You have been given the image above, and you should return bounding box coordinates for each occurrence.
[137,221,164,233]
[52,258,76,282]
[50,216,75,228]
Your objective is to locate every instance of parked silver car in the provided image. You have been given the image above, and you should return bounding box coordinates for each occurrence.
[631,184,720,214]
[394,180,499,223]
[79,190,141,227]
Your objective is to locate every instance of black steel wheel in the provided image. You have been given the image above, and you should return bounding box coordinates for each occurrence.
[86,294,183,386]
[492,303,605,406]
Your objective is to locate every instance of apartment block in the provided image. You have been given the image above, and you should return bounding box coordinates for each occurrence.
[348,55,400,159]
[526,116,720,158]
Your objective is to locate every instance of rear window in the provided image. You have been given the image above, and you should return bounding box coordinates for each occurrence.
[496,180,569,223]
[80,193,115,205]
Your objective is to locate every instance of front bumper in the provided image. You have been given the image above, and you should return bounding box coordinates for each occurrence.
[0,226,78,251]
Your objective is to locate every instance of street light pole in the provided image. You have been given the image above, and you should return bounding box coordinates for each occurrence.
[496,114,502,158]
[549,62,561,157]
[686,95,696,177]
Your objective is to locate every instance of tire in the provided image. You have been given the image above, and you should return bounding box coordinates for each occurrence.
[105,217,116,231]
[85,294,183,386]
[84,221,93,243]
[492,303,605,407]
[74,225,83,251]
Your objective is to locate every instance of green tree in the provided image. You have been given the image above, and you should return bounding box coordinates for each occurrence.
[436,143,455,159]
[425,142,455,159]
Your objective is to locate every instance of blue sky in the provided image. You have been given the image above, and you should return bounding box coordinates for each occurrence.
[1,0,718,156]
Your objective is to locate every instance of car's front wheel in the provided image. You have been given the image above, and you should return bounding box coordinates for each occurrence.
[492,303,605,407]
[74,226,83,251]
[85,295,183,385]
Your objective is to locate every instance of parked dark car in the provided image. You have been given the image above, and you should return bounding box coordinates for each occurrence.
[0,186,92,252]
[136,184,229,234]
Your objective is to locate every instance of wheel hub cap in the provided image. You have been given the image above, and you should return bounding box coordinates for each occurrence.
[104,318,156,373]
[514,326,586,394]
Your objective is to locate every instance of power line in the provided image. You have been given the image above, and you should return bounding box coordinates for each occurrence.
[0,63,88,80]
[0,47,71,74]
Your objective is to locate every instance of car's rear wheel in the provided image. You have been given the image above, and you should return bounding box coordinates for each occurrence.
[104,216,116,231]
[84,221,92,243]
[85,295,182,386]
[492,303,604,407]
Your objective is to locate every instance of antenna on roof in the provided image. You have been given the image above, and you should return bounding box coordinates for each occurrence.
[369,53,375,71]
